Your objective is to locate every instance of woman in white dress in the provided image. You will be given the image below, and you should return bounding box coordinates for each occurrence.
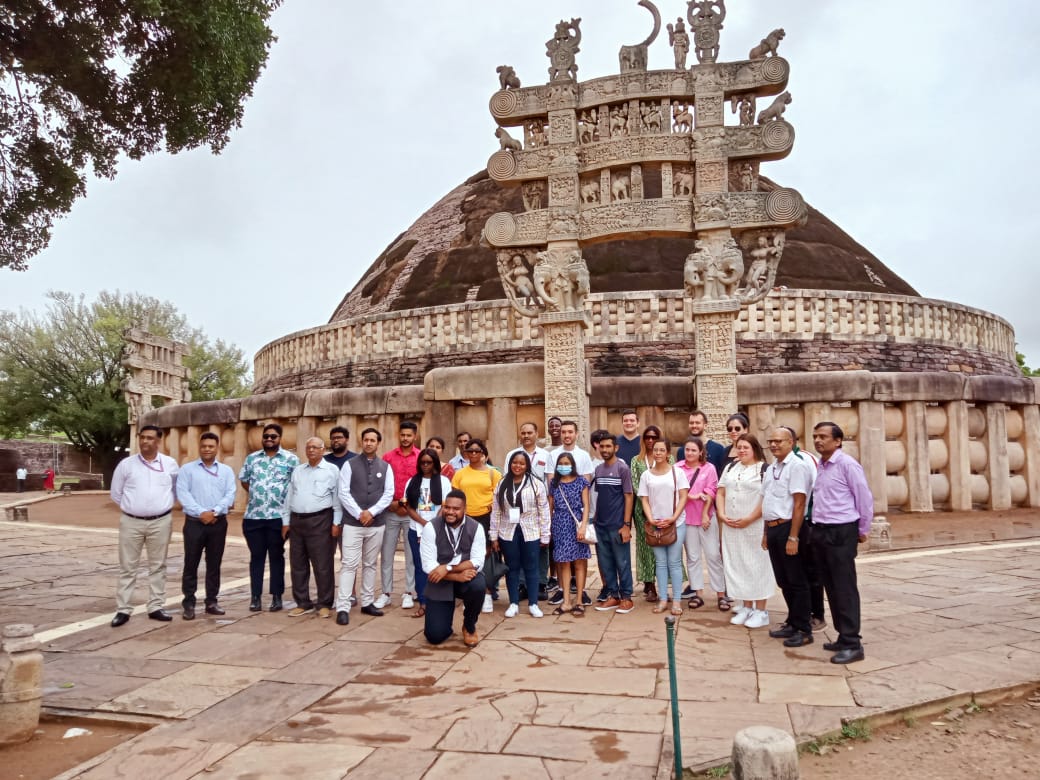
[715,433,775,629]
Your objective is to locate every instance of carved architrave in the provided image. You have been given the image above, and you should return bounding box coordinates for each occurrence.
[578,199,694,241]
[695,189,807,230]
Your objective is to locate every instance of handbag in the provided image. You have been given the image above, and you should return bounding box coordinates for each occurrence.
[484,549,509,586]
[560,486,597,544]
[644,466,678,547]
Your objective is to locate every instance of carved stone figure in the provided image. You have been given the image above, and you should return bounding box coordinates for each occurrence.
[496,65,521,90]
[596,106,610,139]
[580,180,601,204]
[737,162,757,192]
[748,28,785,59]
[672,102,693,133]
[684,238,742,300]
[640,101,662,133]
[496,126,523,152]
[578,110,598,143]
[610,105,628,137]
[743,233,780,294]
[618,0,661,74]
[683,241,711,298]
[673,168,694,196]
[667,17,690,69]
[730,94,755,127]
[533,248,588,312]
[719,238,745,297]
[611,173,631,202]
[687,0,726,64]
[546,18,582,81]
[498,251,542,317]
[757,91,791,124]
[522,181,545,211]
[526,120,546,148]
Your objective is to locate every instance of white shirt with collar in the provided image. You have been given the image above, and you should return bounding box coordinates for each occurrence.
[419,515,487,574]
[110,452,180,517]
[760,450,814,521]
[282,459,344,526]
[504,446,551,481]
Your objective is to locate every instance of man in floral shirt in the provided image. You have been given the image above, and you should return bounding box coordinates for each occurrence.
[239,423,300,612]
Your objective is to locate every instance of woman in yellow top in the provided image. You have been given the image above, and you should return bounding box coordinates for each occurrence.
[451,438,503,613]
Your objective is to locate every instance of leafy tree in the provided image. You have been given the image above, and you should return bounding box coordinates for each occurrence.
[1016,350,1040,378]
[0,290,251,480]
[0,1,281,270]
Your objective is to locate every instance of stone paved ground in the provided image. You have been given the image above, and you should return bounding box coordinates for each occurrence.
[3,494,1040,778]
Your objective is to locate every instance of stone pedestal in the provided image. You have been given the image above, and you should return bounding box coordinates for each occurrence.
[0,624,42,746]
[539,311,590,444]
[730,725,799,779]
[692,300,741,440]
[869,515,892,551]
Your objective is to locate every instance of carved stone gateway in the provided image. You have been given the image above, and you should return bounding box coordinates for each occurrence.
[121,325,191,450]
[484,0,806,439]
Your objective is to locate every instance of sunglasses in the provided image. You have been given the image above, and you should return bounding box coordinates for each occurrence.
[466,449,484,454]
[726,426,744,432]
[262,434,279,440]
[643,434,659,440]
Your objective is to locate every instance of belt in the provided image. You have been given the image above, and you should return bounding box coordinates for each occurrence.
[292,508,333,519]
[124,510,172,521]
[765,518,791,528]
[186,514,227,521]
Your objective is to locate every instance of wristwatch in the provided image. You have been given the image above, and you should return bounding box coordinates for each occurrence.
[446,564,454,572]
[788,537,799,542]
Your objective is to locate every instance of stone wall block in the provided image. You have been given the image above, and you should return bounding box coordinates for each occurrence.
[871,372,966,403]
[967,375,1037,404]
[590,376,693,408]
[425,363,544,401]
[738,370,873,405]
[241,390,309,421]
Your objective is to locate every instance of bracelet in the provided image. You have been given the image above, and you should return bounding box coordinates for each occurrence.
[623,522,631,527]
[788,537,799,542]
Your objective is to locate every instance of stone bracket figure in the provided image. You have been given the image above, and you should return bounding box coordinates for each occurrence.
[748,28,785,60]
[532,247,589,314]
[495,126,523,152]
[730,93,755,127]
[546,18,582,81]
[618,0,661,73]
[757,91,791,124]
[737,230,785,304]
[667,17,690,69]
[498,250,543,317]
[496,65,521,90]
[687,0,726,64]
[522,181,545,212]
[683,237,743,301]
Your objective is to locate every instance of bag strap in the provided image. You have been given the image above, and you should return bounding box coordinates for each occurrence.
[671,467,677,513]
[560,485,581,524]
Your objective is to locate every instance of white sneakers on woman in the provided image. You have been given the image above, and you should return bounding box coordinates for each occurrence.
[730,606,751,625]
[529,604,544,618]
[505,603,519,618]
[744,610,770,629]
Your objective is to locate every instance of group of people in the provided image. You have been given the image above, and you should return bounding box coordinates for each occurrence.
[108,408,873,662]
[13,465,55,493]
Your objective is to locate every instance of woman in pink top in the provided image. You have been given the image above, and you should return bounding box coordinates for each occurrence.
[677,438,727,611]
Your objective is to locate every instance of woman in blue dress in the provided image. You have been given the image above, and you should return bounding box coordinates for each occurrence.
[548,452,591,616]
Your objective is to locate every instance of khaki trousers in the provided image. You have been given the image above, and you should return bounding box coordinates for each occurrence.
[116,513,172,614]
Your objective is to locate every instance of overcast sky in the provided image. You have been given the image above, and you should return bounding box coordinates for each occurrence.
[2,0,1038,370]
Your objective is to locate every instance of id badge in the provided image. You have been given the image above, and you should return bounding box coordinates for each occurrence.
[509,507,521,522]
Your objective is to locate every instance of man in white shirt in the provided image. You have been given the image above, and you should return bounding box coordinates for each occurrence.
[15,465,27,492]
[283,437,343,619]
[546,420,594,481]
[109,425,180,627]
[504,421,551,481]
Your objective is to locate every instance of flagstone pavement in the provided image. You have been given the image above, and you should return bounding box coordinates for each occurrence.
[3,495,1040,778]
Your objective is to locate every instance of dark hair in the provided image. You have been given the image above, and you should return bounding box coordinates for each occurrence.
[360,427,382,442]
[590,428,609,445]
[547,416,562,425]
[519,421,539,432]
[139,424,163,438]
[734,433,767,463]
[456,431,471,440]
[400,421,418,433]
[445,488,467,505]
[466,438,488,457]
[425,435,446,449]
[330,426,350,439]
[496,450,534,513]
[550,451,578,494]
[813,421,844,443]
[560,420,578,432]
[726,413,749,430]
[598,433,617,446]
[684,436,707,464]
[689,409,708,423]
[406,448,443,508]
[621,408,637,417]
[262,423,282,436]
[200,432,219,443]
[640,425,663,456]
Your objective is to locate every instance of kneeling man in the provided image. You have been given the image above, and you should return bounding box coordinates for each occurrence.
[420,489,487,647]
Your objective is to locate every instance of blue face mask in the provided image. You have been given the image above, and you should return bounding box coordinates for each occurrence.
[557,465,573,476]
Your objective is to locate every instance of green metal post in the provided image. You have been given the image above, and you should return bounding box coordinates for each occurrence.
[665,615,683,779]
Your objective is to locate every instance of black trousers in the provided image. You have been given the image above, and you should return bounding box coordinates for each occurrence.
[764,520,811,634]
[243,517,285,598]
[289,509,336,609]
[813,521,862,649]
[182,515,228,607]
[16,479,25,493]
[802,521,826,621]
[424,572,487,645]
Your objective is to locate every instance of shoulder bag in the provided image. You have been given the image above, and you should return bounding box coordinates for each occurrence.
[560,483,597,545]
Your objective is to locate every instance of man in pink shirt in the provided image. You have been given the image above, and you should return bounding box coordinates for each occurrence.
[379,420,421,608]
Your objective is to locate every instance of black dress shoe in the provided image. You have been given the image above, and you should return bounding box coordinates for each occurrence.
[769,623,796,638]
[336,610,350,625]
[360,604,384,617]
[269,595,283,612]
[182,605,196,620]
[111,612,130,627]
[204,604,226,616]
[823,640,853,652]
[831,647,865,665]
[782,631,814,648]
[249,596,262,612]
[148,609,173,622]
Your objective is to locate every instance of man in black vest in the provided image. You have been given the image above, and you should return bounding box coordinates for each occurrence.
[334,428,395,625]
[420,489,487,647]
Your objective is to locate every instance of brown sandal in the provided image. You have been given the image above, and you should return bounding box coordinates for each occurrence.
[411,605,426,618]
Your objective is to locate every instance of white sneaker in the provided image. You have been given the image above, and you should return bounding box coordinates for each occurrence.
[528,604,544,618]
[745,610,770,629]
[730,606,751,625]
[505,603,519,618]
[482,594,494,613]
[373,593,391,609]
[401,593,414,609]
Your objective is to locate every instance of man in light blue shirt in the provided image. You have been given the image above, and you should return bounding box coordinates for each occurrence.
[176,432,236,620]
[282,437,343,618]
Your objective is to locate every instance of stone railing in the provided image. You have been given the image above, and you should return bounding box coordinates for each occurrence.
[254,290,1017,389]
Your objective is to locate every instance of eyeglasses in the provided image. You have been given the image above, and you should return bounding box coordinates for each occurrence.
[466,449,483,455]
[643,434,658,440]
[262,434,279,440]
[726,426,744,432]
[766,439,783,445]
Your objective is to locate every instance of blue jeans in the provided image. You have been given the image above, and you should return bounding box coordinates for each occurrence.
[653,523,687,601]
[596,527,633,599]
[499,531,541,606]
[406,528,428,605]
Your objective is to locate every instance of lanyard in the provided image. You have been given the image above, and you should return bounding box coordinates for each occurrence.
[139,455,164,473]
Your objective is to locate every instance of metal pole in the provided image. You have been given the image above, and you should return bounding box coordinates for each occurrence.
[665,615,683,779]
